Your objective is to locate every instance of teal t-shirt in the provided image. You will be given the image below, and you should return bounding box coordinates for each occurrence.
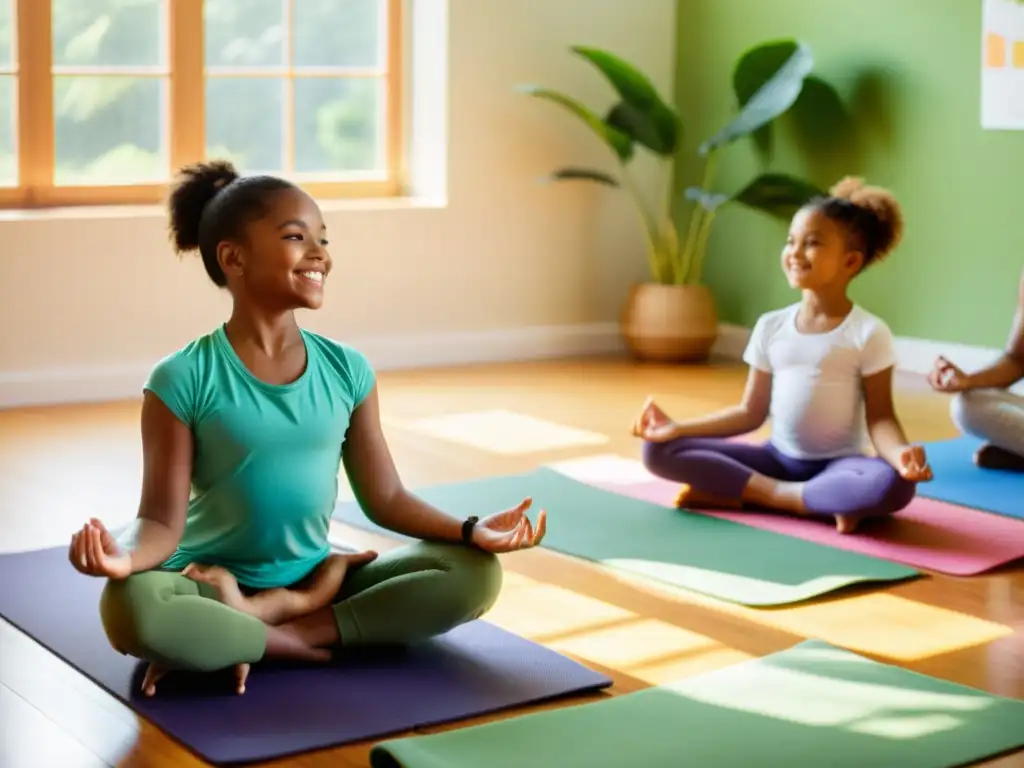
[140,324,375,589]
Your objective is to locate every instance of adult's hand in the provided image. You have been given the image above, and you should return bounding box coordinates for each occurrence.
[68,518,132,580]
[927,356,969,393]
[471,499,547,553]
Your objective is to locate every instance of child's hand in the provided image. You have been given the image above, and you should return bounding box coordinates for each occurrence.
[631,396,679,443]
[928,356,969,392]
[898,445,933,482]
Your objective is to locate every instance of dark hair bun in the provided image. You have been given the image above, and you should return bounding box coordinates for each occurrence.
[167,160,240,254]
[829,175,904,261]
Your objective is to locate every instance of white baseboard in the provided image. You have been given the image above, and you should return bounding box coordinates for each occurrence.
[0,322,628,410]
[0,321,1006,409]
[714,323,1005,376]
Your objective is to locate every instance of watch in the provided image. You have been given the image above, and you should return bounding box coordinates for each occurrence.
[461,515,479,546]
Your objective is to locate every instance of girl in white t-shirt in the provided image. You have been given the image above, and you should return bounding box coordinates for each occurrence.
[633,177,933,534]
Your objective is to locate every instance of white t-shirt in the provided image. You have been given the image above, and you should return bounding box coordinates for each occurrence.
[742,303,897,460]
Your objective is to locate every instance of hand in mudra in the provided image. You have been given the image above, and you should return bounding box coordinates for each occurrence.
[142,661,251,697]
[899,444,934,483]
[927,356,968,393]
[631,396,678,442]
[68,518,132,580]
[471,498,547,553]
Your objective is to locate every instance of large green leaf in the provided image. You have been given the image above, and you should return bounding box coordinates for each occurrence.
[606,102,675,156]
[571,46,682,154]
[786,75,850,153]
[545,167,620,186]
[699,41,814,155]
[516,84,634,161]
[731,173,825,220]
[732,40,804,163]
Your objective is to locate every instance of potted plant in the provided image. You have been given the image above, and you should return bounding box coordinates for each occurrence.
[517,40,846,362]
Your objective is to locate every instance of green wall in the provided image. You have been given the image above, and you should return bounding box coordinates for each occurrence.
[674,0,1024,347]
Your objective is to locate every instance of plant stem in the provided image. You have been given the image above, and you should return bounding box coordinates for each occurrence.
[620,165,669,283]
[678,150,720,284]
[689,209,717,285]
[657,157,680,283]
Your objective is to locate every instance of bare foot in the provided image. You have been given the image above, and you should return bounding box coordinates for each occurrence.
[743,476,807,515]
[674,485,743,510]
[974,444,1024,472]
[320,550,376,583]
[140,661,252,697]
[182,563,250,615]
[834,515,864,535]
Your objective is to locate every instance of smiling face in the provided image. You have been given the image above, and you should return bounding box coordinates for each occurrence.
[780,207,863,291]
[217,186,332,310]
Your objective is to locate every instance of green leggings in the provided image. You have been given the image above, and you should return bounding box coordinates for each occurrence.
[98,541,503,672]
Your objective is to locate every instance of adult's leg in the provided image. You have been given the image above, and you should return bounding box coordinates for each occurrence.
[802,455,916,533]
[100,570,327,672]
[950,389,1024,470]
[641,437,824,510]
[278,541,502,649]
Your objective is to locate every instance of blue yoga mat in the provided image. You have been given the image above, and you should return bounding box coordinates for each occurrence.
[0,545,611,766]
[919,438,1024,520]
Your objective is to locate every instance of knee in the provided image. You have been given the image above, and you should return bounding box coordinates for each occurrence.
[99,571,206,670]
[883,474,917,515]
[869,464,917,516]
[445,545,503,618]
[99,574,161,660]
[950,390,997,436]
[640,439,677,477]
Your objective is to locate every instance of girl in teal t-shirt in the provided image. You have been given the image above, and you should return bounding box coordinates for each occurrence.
[67,160,547,696]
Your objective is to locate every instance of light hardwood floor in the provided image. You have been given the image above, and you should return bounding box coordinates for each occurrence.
[1,356,1022,767]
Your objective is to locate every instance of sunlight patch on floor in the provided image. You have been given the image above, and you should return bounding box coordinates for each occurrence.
[485,575,750,684]
[617,573,1012,662]
[547,453,654,484]
[388,410,610,455]
[668,644,993,740]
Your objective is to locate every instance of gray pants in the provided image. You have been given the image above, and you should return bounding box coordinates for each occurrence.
[950,389,1024,456]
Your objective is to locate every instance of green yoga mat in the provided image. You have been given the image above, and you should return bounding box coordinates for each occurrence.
[332,468,918,607]
[368,639,1024,768]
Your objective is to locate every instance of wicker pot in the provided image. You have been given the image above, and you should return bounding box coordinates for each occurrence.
[620,282,719,362]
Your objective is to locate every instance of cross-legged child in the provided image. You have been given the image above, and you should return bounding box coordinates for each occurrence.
[633,177,933,534]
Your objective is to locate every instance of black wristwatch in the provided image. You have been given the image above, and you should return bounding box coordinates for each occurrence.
[461,515,479,546]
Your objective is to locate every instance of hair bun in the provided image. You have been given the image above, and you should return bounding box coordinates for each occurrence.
[182,159,240,194]
[167,160,241,254]
[829,175,866,201]
[828,175,904,261]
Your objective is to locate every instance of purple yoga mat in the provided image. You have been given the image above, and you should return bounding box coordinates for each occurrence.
[0,546,611,765]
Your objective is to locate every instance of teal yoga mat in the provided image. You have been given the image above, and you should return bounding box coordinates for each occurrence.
[368,639,1024,768]
[333,469,919,607]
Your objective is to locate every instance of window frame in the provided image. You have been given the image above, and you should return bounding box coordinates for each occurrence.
[1,0,404,209]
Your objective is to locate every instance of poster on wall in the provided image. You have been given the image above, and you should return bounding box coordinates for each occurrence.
[982,0,1024,129]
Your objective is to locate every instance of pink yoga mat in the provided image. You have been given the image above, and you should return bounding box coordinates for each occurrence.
[547,455,1024,576]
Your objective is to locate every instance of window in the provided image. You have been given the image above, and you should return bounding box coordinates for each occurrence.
[0,0,403,209]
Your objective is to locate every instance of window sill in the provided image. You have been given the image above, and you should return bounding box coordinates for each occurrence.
[0,194,448,223]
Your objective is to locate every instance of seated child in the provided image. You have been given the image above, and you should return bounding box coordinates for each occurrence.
[928,268,1024,471]
[633,177,932,534]
[183,549,377,626]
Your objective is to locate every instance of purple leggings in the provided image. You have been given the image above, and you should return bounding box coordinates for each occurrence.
[641,437,916,519]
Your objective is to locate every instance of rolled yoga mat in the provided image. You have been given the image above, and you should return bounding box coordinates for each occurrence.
[333,468,920,607]
[367,639,1024,768]
[548,454,1024,576]
[0,545,612,766]
[916,437,1024,520]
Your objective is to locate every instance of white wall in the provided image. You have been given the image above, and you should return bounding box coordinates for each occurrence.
[0,0,678,407]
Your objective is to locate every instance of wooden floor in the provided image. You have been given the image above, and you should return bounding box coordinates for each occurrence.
[1,356,1023,767]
